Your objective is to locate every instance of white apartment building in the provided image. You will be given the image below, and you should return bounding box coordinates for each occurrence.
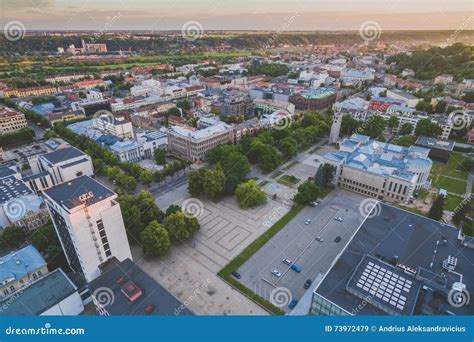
[29,146,94,188]
[43,176,132,283]
[96,116,134,140]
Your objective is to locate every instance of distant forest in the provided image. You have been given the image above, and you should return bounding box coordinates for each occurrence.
[1,30,473,55]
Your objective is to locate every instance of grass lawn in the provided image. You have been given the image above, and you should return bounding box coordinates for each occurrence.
[444,194,465,212]
[431,153,470,181]
[270,170,284,179]
[217,204,305,315]
[283,161,299,171]
[277,174,301,187]
[434,176,467,195]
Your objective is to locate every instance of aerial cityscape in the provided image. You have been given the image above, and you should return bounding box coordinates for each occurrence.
[0,0,473,324]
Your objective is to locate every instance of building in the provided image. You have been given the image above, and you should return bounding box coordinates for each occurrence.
[89,258,193,316]
[289,87,337,111]
[329,112,343,145]
[254,98,295,115]
[434,74,454,85]
[42,176,132,282]
[167,123,234,162]
[468,128,474,144]
[333,97,368,112]
[325,134,432,203]
[30,146,94,187]
[0,245,48,298]
[0,106,27,134]
[4,86,57,98]
[0,268,84,316]
[95,116,134,140]
[310,203,474,316]
[45,73,91,84]
[0,166,49,231]
[368,97,404,112]
[221,91,254,118]
[386,90,421,108]
[415,136,455,164]
[109,140,144,163]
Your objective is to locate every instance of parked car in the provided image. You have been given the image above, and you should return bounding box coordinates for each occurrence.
[309,201,319,207]
[288,299,298,309]
[291,263,301,273]
[282,258,292,266]
[334,216,343,222]
[304,219,311,225]
[304,279,312,289]
[334,236,342,243]
[231,271,241,279]
[315,236,324,242]
[271,269,282,278]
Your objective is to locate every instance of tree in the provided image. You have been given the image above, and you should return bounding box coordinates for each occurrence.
[140,221,170,256]
[315,164,336,187]
[0,226,25,249]
[140,170,155,185]
[30,222,59,252]
[154,148,166,165]
[259,144,282,173]
[341,115,362,136]
[392,135,416,147]
[166,204,182,217]
[203,167,226,200]
[459,159,474,172]
[188,168,207,196]
[137,191,164,226]
[399,123,414,135]
[294,182,321,205]
[165,211,200,240]
[428,194,445,221]
[235,180,267,209]
[278,137,297,158]
[303,126,320,144]
[415,118,442,137]
[301,112,318,128]
[387,116,400,132]
[360,115,387,138]
[210,146,251,194]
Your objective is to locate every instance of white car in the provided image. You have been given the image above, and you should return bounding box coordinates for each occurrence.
[304,219,311,225]
[334,216,343,222]
[271,269,282,278]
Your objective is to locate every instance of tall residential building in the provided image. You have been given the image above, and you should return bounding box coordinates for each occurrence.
[0,106,27,134]
[42,176,132,283]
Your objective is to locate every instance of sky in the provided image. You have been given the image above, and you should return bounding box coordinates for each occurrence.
[1,0,474,31]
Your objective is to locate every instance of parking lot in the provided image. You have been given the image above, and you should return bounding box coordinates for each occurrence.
[235,190,367,313]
